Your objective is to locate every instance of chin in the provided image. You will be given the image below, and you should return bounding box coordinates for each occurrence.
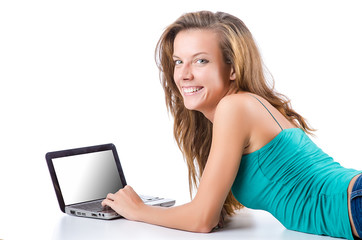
[183,103,200,112]
[184,106,197,111]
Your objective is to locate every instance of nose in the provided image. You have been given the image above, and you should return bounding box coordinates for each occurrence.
[179,63,194,81]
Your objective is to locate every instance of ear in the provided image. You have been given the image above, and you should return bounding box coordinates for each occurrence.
[229,66,236,81]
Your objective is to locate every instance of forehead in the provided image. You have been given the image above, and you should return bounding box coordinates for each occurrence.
[173,29,221,56]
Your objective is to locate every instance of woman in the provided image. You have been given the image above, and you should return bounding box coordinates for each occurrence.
[102,11,362,240]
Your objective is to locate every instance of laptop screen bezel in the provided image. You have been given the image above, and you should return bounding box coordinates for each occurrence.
[45,143,127,213]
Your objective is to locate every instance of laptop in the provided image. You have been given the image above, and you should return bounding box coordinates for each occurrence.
[46,143,175,220]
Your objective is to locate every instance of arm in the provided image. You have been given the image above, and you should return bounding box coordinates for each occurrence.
[102,96,251,232]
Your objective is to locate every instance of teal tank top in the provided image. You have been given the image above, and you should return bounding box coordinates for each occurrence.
[231,96,361,240]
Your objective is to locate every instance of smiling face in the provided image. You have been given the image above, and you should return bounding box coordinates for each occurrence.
[173,29,236,120]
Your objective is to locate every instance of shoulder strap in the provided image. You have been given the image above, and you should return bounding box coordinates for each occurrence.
[249,94,283,131]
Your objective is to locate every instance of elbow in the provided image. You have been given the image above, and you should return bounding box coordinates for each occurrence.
[193,216,219,233]
[195,224,214,233]
[187,200,220,233]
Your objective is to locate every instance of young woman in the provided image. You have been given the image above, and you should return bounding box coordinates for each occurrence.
[102,11,362,240]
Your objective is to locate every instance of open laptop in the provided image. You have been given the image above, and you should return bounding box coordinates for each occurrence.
[46,143,175,220]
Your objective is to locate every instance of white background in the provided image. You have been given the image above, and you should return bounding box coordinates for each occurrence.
[0,0,361,239]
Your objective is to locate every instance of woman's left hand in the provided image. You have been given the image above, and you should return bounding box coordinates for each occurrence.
[101,185,144,221]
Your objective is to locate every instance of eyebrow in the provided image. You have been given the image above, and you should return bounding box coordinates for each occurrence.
[172,52,209,59]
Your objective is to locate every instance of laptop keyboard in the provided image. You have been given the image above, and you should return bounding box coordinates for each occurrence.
[73,195,164,212]
[74,200,106,212]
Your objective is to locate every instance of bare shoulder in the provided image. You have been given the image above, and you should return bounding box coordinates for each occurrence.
[213,93,256,135]
[215,93,258,122]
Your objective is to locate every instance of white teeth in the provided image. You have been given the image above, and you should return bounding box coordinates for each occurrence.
[183,87,202,93]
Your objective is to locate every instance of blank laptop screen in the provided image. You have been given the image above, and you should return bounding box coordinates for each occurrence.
[52,150,124,205]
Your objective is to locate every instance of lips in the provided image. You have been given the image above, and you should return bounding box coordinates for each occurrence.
[182,86,204,95]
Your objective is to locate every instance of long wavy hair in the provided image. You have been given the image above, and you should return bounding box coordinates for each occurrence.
[155,11,314,217]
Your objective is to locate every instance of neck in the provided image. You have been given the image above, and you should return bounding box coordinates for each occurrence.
[203,109,216,123]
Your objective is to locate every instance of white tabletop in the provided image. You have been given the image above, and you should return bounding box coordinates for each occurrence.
[1,206,341,240]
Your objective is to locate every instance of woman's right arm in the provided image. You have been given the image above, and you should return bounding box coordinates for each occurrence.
[102,94,252,232]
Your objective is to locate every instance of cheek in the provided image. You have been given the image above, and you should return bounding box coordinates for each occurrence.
[173,69,180,85]
[172,76,182,93]
[206,70,227,88]
[173,78,180,90]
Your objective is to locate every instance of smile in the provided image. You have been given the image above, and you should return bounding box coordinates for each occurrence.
[182,87,204,95]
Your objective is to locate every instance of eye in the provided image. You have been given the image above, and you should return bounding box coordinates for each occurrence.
[174,59,182,65]
[196,59,209,64]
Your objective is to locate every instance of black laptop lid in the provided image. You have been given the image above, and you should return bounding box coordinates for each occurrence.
[46,143,127,212]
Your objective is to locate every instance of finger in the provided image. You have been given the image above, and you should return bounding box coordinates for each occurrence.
[106,193,115,200]
[102,193,115,207]
[101,198,114,208]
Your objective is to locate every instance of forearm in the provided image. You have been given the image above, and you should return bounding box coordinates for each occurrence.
[103,186,220,232]
[136,201,219,233]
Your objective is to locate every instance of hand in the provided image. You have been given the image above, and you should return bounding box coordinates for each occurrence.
[101,185,145,221]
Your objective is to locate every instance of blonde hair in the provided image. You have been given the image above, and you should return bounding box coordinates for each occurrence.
[155,11,313,217]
